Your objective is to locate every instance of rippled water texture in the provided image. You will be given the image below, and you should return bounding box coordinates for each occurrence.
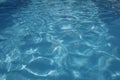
[0,0,120,80]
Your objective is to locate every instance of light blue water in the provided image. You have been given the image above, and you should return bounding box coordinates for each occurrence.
[0,0,120,80]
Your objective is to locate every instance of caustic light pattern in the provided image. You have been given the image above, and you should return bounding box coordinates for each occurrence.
[0,0,120,80]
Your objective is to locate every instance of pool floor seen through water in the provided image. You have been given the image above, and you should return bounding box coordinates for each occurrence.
[0,0,120,80]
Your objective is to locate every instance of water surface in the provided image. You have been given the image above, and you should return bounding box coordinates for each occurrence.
[0,0,120,80]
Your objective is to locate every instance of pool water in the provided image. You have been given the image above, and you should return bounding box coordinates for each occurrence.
[0,0,120,80]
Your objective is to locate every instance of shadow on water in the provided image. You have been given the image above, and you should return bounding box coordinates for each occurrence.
[92,0,120,23]
[93,0,120,56]
[0,0,31,31]
[92,0,120,37]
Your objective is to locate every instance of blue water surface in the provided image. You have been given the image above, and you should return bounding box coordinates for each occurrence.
[0,0,120,80]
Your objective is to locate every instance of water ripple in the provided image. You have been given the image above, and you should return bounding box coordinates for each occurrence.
[0,0,119,80]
